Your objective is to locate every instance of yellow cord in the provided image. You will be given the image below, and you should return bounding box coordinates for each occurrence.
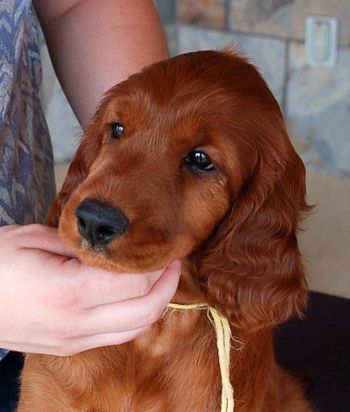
[167,303,234,412]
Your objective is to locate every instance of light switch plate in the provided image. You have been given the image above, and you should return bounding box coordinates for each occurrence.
[305,15,338,67]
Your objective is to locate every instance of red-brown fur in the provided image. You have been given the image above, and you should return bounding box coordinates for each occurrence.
[18,50,312,411]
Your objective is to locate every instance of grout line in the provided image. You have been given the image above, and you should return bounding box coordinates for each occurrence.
[224,0,230,31]
[281,39,290,114]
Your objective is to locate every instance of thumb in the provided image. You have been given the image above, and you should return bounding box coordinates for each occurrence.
[17,224,77,258]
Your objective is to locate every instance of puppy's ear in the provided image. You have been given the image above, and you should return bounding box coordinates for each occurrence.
[46,120,104,227]
[198,126,311,332]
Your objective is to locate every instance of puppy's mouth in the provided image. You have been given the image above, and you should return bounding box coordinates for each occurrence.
[70,240,171,274]
[81,238,107,254]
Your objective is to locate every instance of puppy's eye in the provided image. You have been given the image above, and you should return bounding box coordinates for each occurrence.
[111,122,124,138]
[185,150,214,171]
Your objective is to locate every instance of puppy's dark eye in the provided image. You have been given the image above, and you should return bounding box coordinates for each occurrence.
[111,122,124,138]
[185,150,214,171]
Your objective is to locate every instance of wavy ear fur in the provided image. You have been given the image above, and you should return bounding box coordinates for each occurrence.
[45,119,104,227]
[198,122,311,332]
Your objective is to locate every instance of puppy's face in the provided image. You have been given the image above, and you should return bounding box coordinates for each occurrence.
[58,51,281,273]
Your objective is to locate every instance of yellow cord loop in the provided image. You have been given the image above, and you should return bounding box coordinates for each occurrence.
[167,303,234,412]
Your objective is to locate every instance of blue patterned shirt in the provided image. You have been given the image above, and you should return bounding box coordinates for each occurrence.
[0,0,56,361]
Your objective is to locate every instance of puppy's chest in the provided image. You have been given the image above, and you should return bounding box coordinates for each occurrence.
[112,312,222,411]
[40,312,222,411]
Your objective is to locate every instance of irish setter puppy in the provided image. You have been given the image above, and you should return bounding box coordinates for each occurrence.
[18,50,312,411]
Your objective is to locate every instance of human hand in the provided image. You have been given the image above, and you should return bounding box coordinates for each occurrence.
[0,224,181,356]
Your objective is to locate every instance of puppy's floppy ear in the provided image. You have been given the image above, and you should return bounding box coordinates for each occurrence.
[45,119,104,228]
[198,122,311,332]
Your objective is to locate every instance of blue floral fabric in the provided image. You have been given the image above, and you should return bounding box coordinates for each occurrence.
[0,0,56,361]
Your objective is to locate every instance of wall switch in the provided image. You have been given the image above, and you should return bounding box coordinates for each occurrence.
[305,16,338,67]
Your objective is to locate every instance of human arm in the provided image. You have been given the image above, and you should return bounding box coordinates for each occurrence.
[33,0,169,128]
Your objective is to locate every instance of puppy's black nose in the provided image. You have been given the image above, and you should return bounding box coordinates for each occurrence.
[76,199,129,246]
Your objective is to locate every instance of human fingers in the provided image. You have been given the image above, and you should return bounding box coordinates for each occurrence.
[79,260,181,336]
[71,263,165,308]
[9,224,77,258]
[16,225,171,307]
[65,326,151,355]
[2,326,151,356]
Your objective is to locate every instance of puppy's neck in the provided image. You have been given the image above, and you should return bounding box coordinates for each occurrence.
[172,257,206,305]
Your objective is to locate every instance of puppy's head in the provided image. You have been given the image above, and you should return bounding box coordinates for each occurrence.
[49,50,309,330]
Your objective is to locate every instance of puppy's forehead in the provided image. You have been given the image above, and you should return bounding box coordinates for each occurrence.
[103,90,229,156]
[103,81,235,139]
[102,50,280,129]
[103,85,225,143]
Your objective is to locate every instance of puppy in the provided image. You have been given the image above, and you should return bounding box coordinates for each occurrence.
[19,50,312,412]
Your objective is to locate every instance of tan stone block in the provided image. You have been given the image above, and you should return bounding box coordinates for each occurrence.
[179,0,226,29]
[286,42,350,176]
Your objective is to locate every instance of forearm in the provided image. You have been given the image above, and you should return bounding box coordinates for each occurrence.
[34,0,168,128]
